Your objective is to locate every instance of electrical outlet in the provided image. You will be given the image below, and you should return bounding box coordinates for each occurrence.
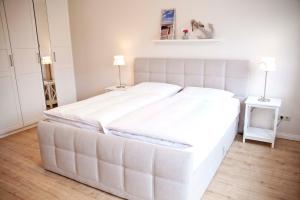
[280,115,291,121]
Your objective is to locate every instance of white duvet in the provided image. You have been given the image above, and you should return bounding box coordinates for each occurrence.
[107,87,240,148]
[44,82,182,133]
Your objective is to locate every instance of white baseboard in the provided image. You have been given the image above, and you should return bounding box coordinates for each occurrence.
[0,124,37,139]
[276,132,300,141]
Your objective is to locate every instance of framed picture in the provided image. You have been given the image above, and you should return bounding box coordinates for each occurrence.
[160,9,176,40]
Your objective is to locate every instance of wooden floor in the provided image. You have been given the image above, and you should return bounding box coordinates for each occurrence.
[0,128,299,200]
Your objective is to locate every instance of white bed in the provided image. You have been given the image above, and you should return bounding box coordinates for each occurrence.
[44,82,182,132]
[37,58,249,200]
[108,87,240,149]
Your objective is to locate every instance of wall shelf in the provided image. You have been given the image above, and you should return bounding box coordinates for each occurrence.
[152,39,222,44]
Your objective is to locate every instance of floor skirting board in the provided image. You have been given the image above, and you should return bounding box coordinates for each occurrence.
[0,124,37,139]
[238,132,300,142]
[277,132,300,141]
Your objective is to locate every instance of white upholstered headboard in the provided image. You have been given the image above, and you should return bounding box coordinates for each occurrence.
[134,58,249,97]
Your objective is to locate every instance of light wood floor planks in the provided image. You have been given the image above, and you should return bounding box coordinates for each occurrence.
[0,128,299,200]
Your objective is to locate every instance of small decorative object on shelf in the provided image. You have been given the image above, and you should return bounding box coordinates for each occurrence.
[190,19,214,39]
[160,9,176,40]
[182,28,189,40]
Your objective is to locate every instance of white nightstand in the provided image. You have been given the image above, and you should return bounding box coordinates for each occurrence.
[243,96,282,148]
[104,85,131,92]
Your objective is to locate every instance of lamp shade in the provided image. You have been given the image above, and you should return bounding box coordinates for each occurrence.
[113,55,125,66]
[42,56,52,64]
[259,57,276,71]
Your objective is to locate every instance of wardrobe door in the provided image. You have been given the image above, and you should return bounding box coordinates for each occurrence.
[4,0,45,126]
[46,0,77,106]
[0,0,23,135]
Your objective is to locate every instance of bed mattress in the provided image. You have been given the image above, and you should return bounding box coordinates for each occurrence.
[44,82,182,133]
[107,87,240,149]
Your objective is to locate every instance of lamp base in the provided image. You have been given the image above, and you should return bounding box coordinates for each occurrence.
[258,96,271,102]
[116,85,126,88]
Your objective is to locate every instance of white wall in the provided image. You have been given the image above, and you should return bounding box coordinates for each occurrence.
[68,0,300,138]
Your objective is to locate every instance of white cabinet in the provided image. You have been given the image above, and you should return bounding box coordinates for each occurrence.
[0,1,23,135]
[3,0,45,125]
[53,67,76,105]
[46,0,71,47]
[243,96,282,148]
[0,0,46,136]
[0,0,77,136]
[3,0,37,49]
[46,0,77,106]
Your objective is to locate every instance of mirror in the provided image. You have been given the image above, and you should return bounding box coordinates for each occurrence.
[33,0,57,109]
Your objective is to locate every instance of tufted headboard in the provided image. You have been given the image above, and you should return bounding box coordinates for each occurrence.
[134,58,249,97]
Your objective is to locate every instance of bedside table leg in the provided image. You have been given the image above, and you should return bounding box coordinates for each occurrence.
[243,105,250,144]
[271,108,279,149]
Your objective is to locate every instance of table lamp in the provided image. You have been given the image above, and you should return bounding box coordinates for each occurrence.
[113,55,125,88]
[258,57,276,102]
[42,56,53,80]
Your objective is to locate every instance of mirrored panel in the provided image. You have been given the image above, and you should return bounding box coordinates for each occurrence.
[33,0,57,109]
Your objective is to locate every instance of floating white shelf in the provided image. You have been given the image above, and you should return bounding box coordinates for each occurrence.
[152,39,222,44]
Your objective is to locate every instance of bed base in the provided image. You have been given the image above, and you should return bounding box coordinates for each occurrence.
[37,118,238,200]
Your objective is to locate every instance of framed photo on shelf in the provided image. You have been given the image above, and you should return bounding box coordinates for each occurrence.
[160,9,176,40]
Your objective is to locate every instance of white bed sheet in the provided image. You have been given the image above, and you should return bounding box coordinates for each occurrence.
[44,82,182,133]
[107,87,240,148]
[44,117,100,131]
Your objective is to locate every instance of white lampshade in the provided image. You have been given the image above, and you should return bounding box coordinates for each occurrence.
[42,56,52,64]
[259,57,276,71]
[113,55,125,66]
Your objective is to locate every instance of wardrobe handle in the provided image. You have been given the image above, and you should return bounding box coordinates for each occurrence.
[9,54,14,67]
[53,51,56,62]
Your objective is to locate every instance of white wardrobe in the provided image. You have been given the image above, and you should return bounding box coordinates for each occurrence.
[46,0,77,106]
[0,0,76,137]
